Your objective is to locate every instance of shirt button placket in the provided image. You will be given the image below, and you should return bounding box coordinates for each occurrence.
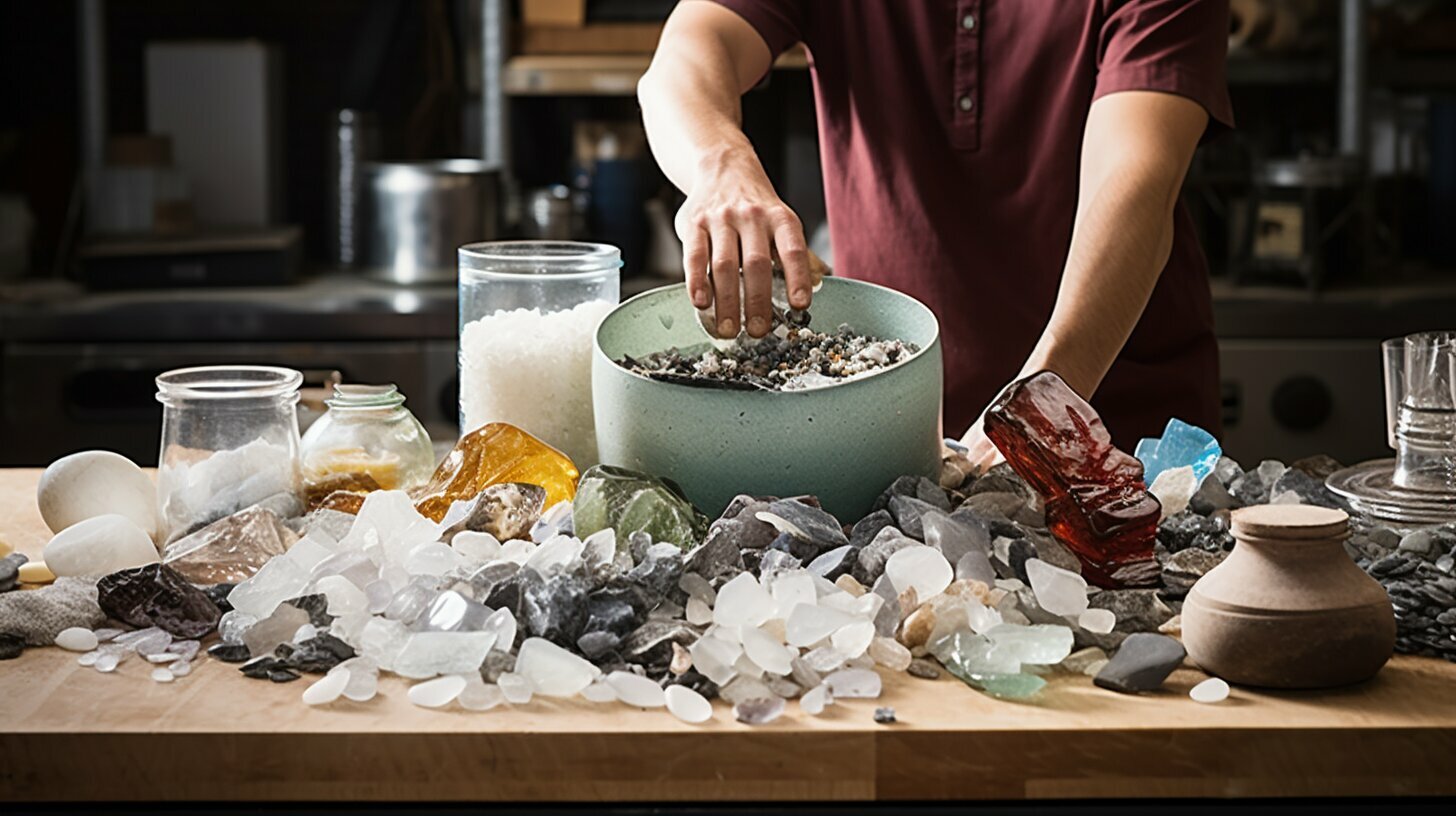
[953,0,980,150]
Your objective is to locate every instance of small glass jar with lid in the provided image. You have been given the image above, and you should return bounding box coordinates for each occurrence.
[458,241,621,468]
[298,383,435,509]
[155,366,303,543]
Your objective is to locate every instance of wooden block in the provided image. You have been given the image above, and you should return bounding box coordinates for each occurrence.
[521,0,587,28]
[516,22,664,55]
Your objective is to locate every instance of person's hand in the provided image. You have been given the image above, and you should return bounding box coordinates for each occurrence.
[675,151,812,338]
[959,415,1005,476]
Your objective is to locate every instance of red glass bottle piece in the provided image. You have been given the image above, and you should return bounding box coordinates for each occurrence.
[982,371,1162,588]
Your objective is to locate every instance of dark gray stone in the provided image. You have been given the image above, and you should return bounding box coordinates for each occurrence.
[0,632,24,660]
[523,572,588,646]
[849,510,896,550]
[889,494,944,540]
[757,499,849,553]
[685,528,746,583]
[1157,511,1234,554]
[907,658,941,679]
[1093,633,1187,693]
[1089,589,1176,633]
[0,553,28,593]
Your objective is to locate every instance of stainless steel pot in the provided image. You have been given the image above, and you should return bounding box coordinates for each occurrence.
[361,159,499,284]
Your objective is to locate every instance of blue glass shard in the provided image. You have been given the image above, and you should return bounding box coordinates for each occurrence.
[1135,419,1221,486]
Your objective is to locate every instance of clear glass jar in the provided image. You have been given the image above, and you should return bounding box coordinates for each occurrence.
[155,366,303,543]
[458,240,621,468]
[299,383,435,509]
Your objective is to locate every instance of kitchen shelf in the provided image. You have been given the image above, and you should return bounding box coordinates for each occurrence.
[504,47,809,96]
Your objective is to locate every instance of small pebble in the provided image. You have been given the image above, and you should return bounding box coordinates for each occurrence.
[665,684,713,724]
[1190,677,1230,704]
[18,560,55,584]
[799,683,833,716]
[302,669,349,706]
[907,658,941,680]
[458,679,506,711]
[873,706,897,724]
[151,667,174,683]
[581,680,618,703]
[733,696,786,725]
[55,627,98,652]
[408,674,468,708]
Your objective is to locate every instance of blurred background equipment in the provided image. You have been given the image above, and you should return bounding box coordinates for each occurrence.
[144,40,283,228]
[360,159,500,285]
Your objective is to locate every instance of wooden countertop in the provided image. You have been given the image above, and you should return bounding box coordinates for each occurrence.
[2,467,1454,803]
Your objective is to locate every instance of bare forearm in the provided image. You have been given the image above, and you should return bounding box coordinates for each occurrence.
[1021,91,1207,400]
[638,4,766,196]
[636,1,812,333]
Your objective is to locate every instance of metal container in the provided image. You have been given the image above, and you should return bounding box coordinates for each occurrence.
[593,278,943,520]
[362,159,499,284]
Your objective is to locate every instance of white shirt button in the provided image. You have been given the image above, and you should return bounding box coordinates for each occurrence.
[962,13,976,30]
[958,95,974,112]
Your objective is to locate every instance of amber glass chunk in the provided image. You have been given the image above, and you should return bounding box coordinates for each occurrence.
[983,371,1161,588]
[413,423,580,522]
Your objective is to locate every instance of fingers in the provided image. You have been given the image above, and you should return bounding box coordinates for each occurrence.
[708,222,742,337]
[771,208,812,310]
[739,221,773,337]
[682,225,711,309]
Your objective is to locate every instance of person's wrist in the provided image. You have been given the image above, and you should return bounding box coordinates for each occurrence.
[696,140,761,185]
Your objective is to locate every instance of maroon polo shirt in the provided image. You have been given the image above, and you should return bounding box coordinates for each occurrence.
[710,0,1234,448]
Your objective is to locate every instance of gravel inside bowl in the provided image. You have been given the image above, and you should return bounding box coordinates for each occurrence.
[617,324,919,391]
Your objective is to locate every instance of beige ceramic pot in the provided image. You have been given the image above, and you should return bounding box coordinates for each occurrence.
[1182,504,1395,688]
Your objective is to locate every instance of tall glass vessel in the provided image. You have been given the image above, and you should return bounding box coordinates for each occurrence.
[458,241,621,467]
[155,366,303,543]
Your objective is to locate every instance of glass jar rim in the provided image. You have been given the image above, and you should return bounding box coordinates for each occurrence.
[328,383,405,409]
[459,240,622,276]
[156,365,304,402]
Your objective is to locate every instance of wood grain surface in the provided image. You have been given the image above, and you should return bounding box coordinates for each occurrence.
[1,468,1454,802]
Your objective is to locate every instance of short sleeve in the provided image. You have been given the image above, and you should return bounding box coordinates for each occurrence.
[707,0,806,60]
[1096,0,1235,137]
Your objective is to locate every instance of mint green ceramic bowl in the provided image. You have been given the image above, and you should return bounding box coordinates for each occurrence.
[592,278,942,521]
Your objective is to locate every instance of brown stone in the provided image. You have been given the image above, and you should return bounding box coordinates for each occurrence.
[899,604,935,650]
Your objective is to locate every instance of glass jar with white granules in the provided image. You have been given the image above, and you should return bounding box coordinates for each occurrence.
[458,241,621,467]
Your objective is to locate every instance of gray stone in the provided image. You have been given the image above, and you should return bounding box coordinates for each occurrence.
[1400,531,1443,561]
[0,576,106,645]
[1089,589,1176,634]
[907,658,941,679]
[522,572,588,646]
[853,527,919,585]
[685,528,746,583]
[1157,512,1233,554]
[1270,468,1349,511]
[1094,633,1187,693]
[757,499,849,553]
[849,510,896,550]
[1290,454,1344,481]
[1160,548,1227,596]
[888,495,943,541]
[0,552,27,592]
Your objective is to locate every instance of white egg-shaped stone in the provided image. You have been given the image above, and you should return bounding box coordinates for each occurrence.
[38,451,159,542]
[43,513,160,577]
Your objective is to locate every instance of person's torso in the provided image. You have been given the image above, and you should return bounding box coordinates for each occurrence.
[792,0,1219,439]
